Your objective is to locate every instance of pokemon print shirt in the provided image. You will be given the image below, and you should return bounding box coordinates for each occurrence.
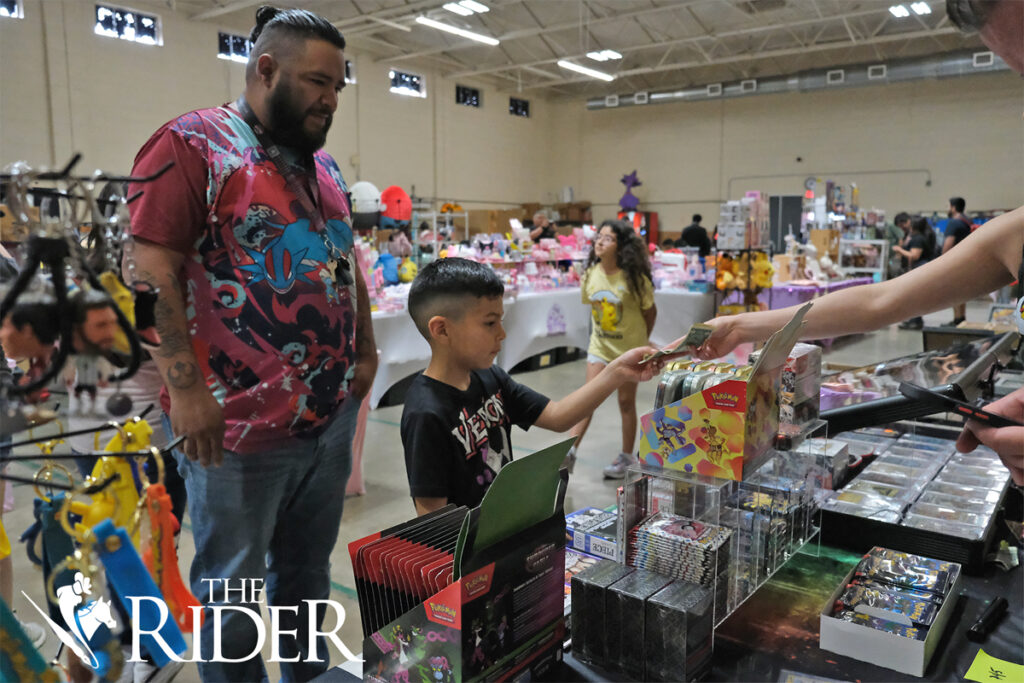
[581,266,655,363]
[129,106,357,453]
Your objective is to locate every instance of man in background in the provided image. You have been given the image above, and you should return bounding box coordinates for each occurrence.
[943,196,972,325]
[675,213,711,257]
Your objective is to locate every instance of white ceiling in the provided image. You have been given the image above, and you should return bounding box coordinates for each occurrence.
[175,0,985,98]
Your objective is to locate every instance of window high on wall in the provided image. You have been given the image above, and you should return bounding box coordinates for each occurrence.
[218,32,250,63]
[389,69,426,98]
[456,85,481,108]
[509,97,530,117]
[0,0,23,19]
[95,4,161,45]
[345,60,356,85]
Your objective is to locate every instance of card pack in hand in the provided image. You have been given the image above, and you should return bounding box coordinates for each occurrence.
[641,324,714,364]
[348,505,469,638]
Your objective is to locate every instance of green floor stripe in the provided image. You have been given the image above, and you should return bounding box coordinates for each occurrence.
[330,581,359,599]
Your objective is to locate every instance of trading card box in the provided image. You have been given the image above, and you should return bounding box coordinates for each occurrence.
[570,560,635,667]
[639,304,810,480]
[645,580,714,682]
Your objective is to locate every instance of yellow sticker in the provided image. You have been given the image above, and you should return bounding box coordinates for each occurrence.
[965,649,1024,683]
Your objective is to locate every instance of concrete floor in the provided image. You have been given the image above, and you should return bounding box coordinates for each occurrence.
[2,299,994,681]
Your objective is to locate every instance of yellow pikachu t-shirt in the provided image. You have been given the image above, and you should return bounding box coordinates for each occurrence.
[581,265,654,363]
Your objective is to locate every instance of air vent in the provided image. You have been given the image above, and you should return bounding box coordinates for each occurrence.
[604,94,619,107]
[826,69,845,85]
[740,79,757,93]
[973,51,994,67]
[707,83,722,97]
[634,91,649,105]
[867,64,887,80]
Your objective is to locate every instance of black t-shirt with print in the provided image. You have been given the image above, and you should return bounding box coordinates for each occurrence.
[907,232,934,267]
[400,366,550,508]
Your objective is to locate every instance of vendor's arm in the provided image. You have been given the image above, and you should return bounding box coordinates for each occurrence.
[534,346,664,431]
[692,205,1024,359]
[349,264,378,400]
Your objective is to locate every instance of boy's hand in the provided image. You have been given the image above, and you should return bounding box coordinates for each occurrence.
[611,346,667,382]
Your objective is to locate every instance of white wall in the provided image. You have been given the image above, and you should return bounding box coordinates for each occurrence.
[0,0,551,208]
[2,0,1021,230]
[548,72,1024,238]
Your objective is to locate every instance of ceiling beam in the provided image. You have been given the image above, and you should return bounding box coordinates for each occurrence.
[191,0,262,21]
[383,0,705,63]
[449,5,914,79]
[367,16,412,33]
[519,26,961,90]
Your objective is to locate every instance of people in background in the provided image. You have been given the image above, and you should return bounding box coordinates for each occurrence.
[885,212,912,277]
[943,196,972,325]
[892,217,936,330]
[127,7,376,680]
[400,258,662,514]
[530,211,557,241]
[675,213,712,256]
[570,220,657,479]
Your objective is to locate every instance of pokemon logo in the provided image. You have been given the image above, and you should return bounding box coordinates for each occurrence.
[427,602,457,624]
[708,391,741,409]
[463,572,492,598]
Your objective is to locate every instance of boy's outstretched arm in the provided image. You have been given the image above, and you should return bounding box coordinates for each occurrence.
[533,346,664,432]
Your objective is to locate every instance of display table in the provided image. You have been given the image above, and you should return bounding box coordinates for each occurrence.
[771,276,874,310]
[559,540,1023,682]
[369,287,715,408]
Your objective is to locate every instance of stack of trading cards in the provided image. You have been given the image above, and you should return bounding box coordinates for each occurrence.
[626,512,732,587]
[830,547,958,639]
[348,505,469,638]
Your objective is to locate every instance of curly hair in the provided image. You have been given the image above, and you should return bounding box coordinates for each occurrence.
[585,219,652,297]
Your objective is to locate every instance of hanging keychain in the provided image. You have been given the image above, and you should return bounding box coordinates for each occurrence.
[0,596,61,683]
[141,469,203,631]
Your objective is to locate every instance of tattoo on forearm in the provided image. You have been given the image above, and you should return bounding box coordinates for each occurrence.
[139,268,194,359]
[166,360,200,390]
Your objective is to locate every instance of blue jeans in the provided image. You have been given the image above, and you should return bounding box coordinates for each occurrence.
[166,397,359,682]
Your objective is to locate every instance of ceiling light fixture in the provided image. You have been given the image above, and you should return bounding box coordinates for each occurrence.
[443,2,473,16]
[587,49,622,62]
[888,4,910,17]
[557,59,615,81]
[458,0,490,13]
[415,16,500,45]
[910,2,931,14]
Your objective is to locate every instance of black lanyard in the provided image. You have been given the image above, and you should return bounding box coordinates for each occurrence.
[234,97,353,287]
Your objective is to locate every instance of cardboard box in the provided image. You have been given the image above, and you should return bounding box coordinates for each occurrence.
[0,204,37,242]
[810,228,841,260]
[565,507,618,560]
[464,209,524,235]
[358,442,572,683]
[637,304,809,480]
[819,560,963,677]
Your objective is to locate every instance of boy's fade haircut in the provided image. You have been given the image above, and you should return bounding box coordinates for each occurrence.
[408,257,504,339]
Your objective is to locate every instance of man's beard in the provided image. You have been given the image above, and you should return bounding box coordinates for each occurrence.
[266,80,332,154]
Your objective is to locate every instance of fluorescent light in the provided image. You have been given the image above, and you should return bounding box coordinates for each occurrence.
[910,2,931,14]
[415,16,499,45]
[586,49,622,62]
[557,60,614,81]
[459,0,489,13]
[888,5,910,17]
[443,2,473,16]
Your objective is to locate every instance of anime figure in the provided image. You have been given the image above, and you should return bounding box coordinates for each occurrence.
[619,170,642,212]
[701,419,727,466]
[469,619,486,667]
[391,624,412,666]
[428,656,454,683]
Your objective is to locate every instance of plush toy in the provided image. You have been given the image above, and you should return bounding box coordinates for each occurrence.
[375,253,400,284]
[398,257,418,283]
[751,252,775,289]
[715,254,734,290]
[350,181,382,232]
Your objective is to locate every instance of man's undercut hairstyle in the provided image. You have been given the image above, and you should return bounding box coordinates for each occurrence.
[949,197,966,213]
[246,6,346,82]
[408,258,504,339]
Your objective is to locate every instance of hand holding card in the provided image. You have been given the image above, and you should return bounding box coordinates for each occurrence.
[641,324,714,365]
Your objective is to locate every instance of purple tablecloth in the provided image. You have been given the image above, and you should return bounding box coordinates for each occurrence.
[769,276,874,309]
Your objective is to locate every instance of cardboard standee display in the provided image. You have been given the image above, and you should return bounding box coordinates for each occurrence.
[356,439,574,683]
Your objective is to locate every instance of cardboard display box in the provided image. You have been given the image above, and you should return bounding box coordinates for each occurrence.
[637,304,810,480]
[819,560,963,677]
[359,441,573,683]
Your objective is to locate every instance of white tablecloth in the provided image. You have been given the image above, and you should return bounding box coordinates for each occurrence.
[650,289,716,348]
[368,287,715,407]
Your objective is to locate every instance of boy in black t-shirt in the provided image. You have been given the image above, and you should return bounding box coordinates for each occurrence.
[400,258,663,514]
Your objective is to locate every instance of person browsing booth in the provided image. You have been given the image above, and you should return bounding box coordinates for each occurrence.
[400,258,664,515]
